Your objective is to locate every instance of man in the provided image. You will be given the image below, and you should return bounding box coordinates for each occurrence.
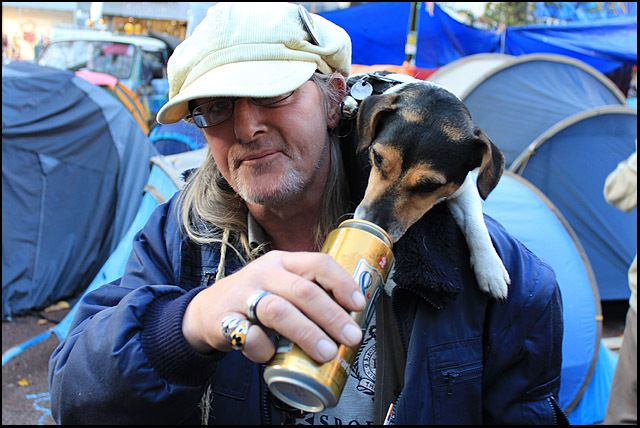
[603,148,637,425]
[49,3,567,424]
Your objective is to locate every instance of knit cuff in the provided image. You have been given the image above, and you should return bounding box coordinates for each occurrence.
[140,286,225,386]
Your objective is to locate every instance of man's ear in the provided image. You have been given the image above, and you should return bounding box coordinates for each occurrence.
[356,93,398,153]
[327,76,347,129]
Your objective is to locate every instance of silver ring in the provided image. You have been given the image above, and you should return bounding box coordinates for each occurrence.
[221,316,251,350]
[246,290,272,324]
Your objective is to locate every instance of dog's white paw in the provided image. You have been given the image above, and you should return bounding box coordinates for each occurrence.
[470,251,510,303]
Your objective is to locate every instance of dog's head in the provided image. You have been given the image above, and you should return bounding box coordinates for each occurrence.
[352,82,504,242]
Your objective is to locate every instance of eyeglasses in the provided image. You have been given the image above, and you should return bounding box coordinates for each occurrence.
[187,91,295,128]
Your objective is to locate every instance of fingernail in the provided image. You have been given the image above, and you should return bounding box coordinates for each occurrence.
[342,323,362,346]
[352,290,366,309]
[316,339,337,361]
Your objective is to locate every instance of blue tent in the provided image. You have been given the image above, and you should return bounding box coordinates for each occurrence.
[2,62,157,318]
[511,106,637,301]
[53,149,207,341]
[2,149,207,366]
[429,54,635,301]
[479,171,617,424]
[149,120,207,156]
[429,53,627,167]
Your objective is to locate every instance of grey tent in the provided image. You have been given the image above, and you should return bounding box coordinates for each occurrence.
[429,53,635,301]
[429,53,627,167]
[511,106,637,301]
[2,62,157,318]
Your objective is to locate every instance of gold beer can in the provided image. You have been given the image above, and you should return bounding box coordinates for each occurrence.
[264,219,394,412]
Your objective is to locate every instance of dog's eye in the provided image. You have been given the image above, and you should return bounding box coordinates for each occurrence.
[371,149,385,169]
[415,178,444,194]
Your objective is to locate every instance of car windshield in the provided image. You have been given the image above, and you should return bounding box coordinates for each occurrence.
[37,40,135,80]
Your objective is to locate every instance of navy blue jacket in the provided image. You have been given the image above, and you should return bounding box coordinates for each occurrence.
[49,194,567,424]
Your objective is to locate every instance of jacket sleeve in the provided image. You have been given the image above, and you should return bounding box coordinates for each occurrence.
[603,151,637,213]
[48,197,222,424]
[482,217,568,424]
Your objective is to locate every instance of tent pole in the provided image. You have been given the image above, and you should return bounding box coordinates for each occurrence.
[405,2,421,66]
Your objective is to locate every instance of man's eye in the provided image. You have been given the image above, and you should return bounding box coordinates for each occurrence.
[208,100,229,112]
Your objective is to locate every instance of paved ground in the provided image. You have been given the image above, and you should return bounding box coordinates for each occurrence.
[2,307,69,426]
[2,300,629,425]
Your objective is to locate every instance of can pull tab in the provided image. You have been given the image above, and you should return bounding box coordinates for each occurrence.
[350,79,374,100]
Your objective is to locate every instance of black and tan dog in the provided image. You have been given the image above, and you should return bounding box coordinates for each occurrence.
[350,76,510,301]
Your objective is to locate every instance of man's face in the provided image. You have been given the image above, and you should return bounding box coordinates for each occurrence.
[201,80,331,207]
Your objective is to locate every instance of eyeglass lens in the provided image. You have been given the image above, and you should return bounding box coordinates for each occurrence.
[191,91,295,128]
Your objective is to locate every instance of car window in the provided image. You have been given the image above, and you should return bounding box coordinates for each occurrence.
[37,41,135,80]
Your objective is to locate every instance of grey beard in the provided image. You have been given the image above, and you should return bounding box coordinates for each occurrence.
[235,141,328,208]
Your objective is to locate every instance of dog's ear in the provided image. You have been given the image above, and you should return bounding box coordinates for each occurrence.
[473,128,505,199]
[356,93,398,153]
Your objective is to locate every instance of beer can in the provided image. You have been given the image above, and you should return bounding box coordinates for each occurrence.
[264,219,394,412]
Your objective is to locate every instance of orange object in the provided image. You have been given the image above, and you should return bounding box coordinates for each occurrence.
[350,61,438,80]
[75,70,150,135]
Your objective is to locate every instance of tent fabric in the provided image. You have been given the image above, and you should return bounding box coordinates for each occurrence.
[428,53,627,167]
[428,53,635,301]
[567,344,618,425]
[318,3,636,74]
[149,120,207,156]
[533,2,637,22]
[319,2,499,69]
[53,149,208,341]
[511,106,637,301]
[2,61,157,318]
[478,171,602,417]
[505,16,638,73]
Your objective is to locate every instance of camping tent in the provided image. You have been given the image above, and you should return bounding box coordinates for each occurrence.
[479,171,616,424]
[429,54,635,300]
[53,148,208,341]
[428,53,627,167]
[511,106,637,301]
[2,61,158,318]
[2,148,207,366]
[149,120,208,156]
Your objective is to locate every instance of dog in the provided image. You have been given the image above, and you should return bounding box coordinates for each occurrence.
[349,76,510,302]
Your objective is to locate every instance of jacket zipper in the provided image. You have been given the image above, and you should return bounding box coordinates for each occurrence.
[201,269,218,287]
[259,363,272,424]
[547,396,557,425]
[442,370,460,396]
[442,365,482,396]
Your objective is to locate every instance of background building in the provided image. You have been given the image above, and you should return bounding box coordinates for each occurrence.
[2,2,351,62]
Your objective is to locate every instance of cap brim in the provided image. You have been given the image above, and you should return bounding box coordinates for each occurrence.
[157,60,317,124]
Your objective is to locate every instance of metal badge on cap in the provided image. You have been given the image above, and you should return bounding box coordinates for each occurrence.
[298,5,320,46]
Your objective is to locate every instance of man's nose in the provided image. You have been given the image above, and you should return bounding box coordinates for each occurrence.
[233,99,267,143]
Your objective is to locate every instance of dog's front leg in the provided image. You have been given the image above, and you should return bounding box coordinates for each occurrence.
[447,175,510,302]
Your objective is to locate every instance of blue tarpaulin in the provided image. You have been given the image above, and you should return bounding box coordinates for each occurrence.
[505,16,638,73]
[320,2,499,69]
[319,2,636,73]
